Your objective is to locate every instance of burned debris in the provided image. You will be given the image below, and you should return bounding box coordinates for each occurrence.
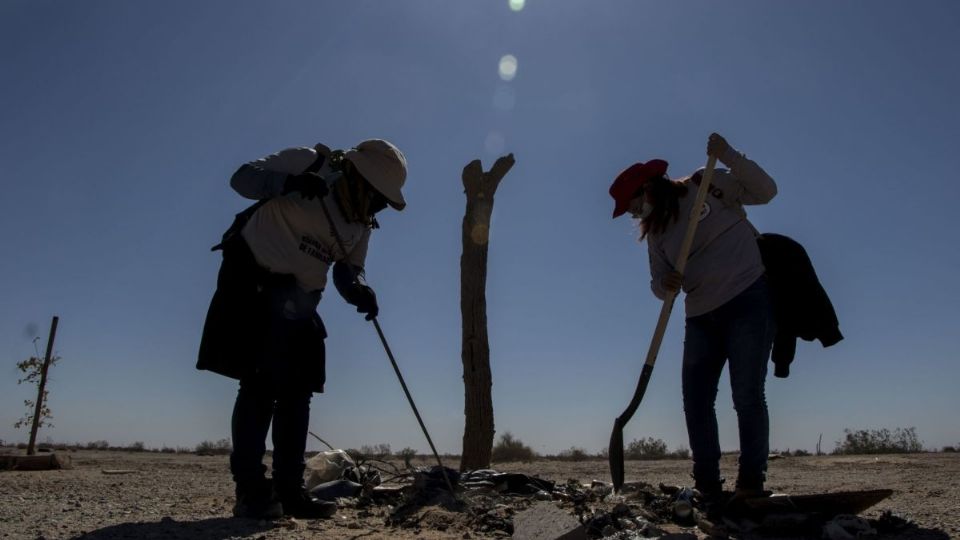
[299,449,907,538]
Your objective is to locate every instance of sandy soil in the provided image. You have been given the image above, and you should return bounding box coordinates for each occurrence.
[0,449,957,539]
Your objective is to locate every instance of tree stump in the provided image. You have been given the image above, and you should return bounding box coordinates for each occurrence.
[460,154,515,472]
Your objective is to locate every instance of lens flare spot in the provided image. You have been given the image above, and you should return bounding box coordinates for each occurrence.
[498,54,518,81]
[471,223,490,245]
[509,0,525,11]
[485,132,506,155]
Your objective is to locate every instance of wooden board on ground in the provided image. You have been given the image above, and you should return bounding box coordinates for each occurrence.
[0,453,73,471]
[745,489,893,516]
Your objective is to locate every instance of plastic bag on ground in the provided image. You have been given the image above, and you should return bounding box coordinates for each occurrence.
[305,449,356,489]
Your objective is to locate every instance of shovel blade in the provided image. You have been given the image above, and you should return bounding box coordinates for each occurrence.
[608,420,625,492]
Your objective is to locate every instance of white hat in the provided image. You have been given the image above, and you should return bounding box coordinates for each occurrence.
[344,139,407,210]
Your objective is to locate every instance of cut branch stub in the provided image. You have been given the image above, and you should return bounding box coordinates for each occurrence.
[462,154,515,245]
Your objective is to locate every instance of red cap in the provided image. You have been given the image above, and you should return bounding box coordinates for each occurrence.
[609,159,669,218]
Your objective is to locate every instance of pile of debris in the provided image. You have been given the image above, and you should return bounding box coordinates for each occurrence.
[301,451,915,539]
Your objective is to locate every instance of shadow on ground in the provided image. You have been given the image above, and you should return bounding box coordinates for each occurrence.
[70,516,274,539]
[877,530,952,540]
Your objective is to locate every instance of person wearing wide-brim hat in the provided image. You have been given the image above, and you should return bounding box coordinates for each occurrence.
[609,133,778,516]
[197,138,407,520]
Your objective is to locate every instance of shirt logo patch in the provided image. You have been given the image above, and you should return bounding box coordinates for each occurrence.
[699,202,712,221]
[299,235,333,263]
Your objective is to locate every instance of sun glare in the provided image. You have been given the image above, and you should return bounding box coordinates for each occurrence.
[498,55,518,81]
[509,0,525,11]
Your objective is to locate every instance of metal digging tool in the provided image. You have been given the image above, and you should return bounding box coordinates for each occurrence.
[317,195,457,497]
[609,154,718,492]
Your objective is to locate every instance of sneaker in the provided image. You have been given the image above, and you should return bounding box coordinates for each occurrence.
[278,488,338,519]
[233,479,283,520]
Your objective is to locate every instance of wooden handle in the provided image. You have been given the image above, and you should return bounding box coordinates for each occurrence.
[611,154,717,491]
[642,155,717,368]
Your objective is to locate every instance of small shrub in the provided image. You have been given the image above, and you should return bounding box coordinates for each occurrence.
[792,449,811,457]
[833,427,923,455]
[558,447,589,462]
[128,441,146,452]
[86,440,109,451]
[624,437,668,460]
[196,438,232,455]
[359,444,392,458]
[942,446,957,453]
[492,432,535,462]
[667,447,690,459]
[395,447,418,468]
[160,446,177,454]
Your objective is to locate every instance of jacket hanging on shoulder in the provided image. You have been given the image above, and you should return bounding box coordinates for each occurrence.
[757,233,843,378]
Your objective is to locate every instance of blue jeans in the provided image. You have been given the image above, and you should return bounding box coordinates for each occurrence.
[682,276,775,488]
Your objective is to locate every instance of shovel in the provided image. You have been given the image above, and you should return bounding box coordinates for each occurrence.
[609,154,718,492]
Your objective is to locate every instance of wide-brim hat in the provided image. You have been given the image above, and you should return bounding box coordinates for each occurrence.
[609,159,669,218]
[344,139,407,210]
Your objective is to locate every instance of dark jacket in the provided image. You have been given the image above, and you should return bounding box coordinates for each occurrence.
[757,233,843,378]
[197,235,327,393]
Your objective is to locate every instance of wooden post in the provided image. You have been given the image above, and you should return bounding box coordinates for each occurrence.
[459,154,514,472]
[27,315,58,456]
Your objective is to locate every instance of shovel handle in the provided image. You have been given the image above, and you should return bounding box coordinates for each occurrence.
[642,154,717,369]
[615,156,716,421]
[610,155,718,490]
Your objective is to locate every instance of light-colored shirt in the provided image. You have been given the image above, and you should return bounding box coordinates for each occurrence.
[647,147,777,317]
[232,146,371,292]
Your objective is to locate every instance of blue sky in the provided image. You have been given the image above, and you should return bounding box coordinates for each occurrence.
[1,1,958,456]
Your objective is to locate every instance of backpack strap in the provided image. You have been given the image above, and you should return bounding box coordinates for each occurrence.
[211,151,329,251]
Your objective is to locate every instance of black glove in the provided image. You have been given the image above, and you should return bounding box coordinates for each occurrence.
[283,172,329,200]
[353,285,379,321]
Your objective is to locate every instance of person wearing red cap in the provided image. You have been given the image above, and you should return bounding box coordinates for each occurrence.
[610,133,778,516]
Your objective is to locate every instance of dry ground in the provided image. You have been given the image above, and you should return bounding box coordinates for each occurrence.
[1,449,957,539]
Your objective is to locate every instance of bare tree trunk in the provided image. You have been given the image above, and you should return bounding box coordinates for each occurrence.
[460,155,515,472]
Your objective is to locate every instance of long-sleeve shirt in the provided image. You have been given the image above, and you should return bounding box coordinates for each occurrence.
[232,146,371,292]
[647,146,777,317]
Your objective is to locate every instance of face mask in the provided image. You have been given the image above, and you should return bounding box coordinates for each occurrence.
[631,201,654,220]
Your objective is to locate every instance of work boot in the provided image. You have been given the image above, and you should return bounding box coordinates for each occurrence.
[693,478,726,522]
[725,475,767,517]
[233,478,283,520]
[277,486,338,519]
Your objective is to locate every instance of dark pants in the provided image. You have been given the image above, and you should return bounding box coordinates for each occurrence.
[682,276,775,488]
[210,239,325,494]
[230,375,313,492]
[228,282,325,494]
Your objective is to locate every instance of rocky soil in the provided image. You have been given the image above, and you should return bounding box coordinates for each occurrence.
[1,449,957,539]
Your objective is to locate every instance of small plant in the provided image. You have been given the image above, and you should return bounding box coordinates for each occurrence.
[558,447,590,461]
[14,343,61,433]
[395,447,418,468]
[195,438,232,455]
[359,443,392,458]
[942,446,957,453]
[624,437,668,460]
[86,440,109,451]
[491,432,535,462]
[833,427,923,455]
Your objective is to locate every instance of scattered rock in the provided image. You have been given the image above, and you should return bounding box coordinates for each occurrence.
[512,502,587,540]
